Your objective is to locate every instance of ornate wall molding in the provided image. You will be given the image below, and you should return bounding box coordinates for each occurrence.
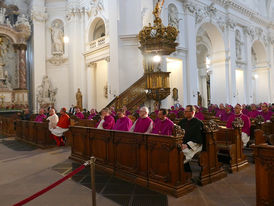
[31,10,48,22]
[212,0,273,29]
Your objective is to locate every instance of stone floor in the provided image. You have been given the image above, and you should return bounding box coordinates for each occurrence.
[0,136,256,206]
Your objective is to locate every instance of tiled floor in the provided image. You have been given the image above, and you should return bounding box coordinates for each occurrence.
[1,134,256,206]
[53,158,255,206]
[52,160,168,206]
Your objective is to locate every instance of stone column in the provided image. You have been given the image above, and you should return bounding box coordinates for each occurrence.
[183,4,199,105]
[13,44,27,89]
[244,28,253,104]
[199,68,208,108]
[31,0,48,112]
[224,20,237,105]
[86,62,96,110]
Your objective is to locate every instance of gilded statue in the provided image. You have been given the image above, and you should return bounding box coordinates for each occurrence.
[197,91,202,107]
[76,88,82,110]
[153,0,165,19]
[172,88,178,101]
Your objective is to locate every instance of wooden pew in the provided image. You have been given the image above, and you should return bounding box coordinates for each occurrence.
[215,118,248,172]
[254,120,274,145]
[198,120,227,185]
[15,120,56,148]
[0,116,17,136]
[253,144,274,205]
[69,126,195,197]
[64,118,97,146]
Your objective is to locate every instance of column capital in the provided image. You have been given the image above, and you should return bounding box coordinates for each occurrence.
[13,43,27,51]
[31,10,48,22]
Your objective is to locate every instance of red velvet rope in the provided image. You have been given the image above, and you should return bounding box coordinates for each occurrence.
[13,164,86,206]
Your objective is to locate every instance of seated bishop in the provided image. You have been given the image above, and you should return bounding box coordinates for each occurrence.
[50,108,70,146]
[260,103,273,122]
[248,104,259,119]
[35,108,47,123]
[226,104,251,147]
[130,106,153,133]
[151,109,174,136]
[75,107,85,119]
[113,109,133,131]
[96,108,115,130]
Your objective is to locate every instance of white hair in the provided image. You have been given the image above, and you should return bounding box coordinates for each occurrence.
[140,106,149,114]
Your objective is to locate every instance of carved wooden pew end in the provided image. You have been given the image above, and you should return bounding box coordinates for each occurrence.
[194,120,227,185]
[215,118,249,173]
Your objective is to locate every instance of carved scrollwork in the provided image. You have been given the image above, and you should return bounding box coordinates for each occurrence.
[204,120,219,133]
[232,117,244,128]
[254,115,265,125]
[173,124,185,138]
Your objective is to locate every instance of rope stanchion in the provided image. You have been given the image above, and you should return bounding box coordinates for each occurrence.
[13,161,90,206]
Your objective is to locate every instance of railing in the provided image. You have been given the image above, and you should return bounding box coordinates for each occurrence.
[106,75,147,112]
[88,36,109,50]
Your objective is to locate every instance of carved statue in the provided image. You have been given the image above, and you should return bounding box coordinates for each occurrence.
[168,4,179,29]
[37,76,57,107]
[15,14,30,27]
[50,20,64,55]
[197,91,202,107]
[235,30,242,60]
[172,88,178,101]
[0,7,6,24]
[153,0,165,19]
[90,0,104,16]
[76,88,83,109]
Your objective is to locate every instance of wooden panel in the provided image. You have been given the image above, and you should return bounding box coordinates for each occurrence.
[113,131,145,175]
[0,116,16,136]
[15,120,55,148]
[70,126,90,161]
[215,127,248,172]
[90,128,112,164]
[198,130,227,185]
[22,121,29,140]
[253,144,274,205]
[28,122,36,143]
[70,126,195,197]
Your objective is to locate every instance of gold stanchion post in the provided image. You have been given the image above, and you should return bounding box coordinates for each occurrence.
[90,156,96,206]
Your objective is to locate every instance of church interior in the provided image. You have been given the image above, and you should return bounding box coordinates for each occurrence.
[0,0,274,205]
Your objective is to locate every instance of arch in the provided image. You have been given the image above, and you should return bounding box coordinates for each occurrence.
[0,25,19,44]
[87,17,106,42]
[251,40,267,65]
[196,22,226,105]
[251,40,270,103]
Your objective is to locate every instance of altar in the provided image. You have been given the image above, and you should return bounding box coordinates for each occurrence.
[0,5,31,109]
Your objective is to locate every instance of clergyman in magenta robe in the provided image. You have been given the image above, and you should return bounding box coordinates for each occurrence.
[194,111,205,120]
[35,108,47,123]
[75,112,84,119]
[152,109,174,135]
[88,109,97,120]
[260,103,273,122]
[215,103,225,118]
[113,109,132,131]
[226,104,251,146]
[247,104,259,119]
[96,108,115,129]
[220,105,233,122]
[130,106,153,133]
